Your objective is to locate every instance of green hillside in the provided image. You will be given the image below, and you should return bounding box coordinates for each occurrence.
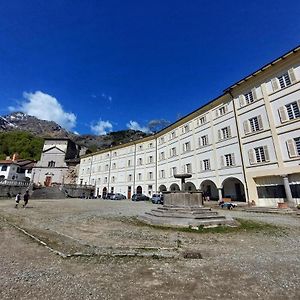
[0,131,44,161]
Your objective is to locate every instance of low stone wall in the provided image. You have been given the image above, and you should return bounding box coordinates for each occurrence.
[63,184,95,198]
[0,185,30,198]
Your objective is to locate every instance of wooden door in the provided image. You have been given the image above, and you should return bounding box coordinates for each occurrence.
[45,176,52,187]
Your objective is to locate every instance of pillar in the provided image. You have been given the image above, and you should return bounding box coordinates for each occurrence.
[282,175,296,207]
[218,188,223,202]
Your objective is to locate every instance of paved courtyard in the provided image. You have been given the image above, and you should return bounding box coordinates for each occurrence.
[0,198,299,299]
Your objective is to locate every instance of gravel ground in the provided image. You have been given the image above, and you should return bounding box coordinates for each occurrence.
[0,198,299,300]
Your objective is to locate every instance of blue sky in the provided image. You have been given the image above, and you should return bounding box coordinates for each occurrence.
[1,0,300,135]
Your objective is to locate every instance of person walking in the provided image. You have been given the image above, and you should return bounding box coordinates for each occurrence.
[23,190,30,208]
[15,192,21,208]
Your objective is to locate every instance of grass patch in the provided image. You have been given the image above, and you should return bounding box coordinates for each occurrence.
[126,217,286,235]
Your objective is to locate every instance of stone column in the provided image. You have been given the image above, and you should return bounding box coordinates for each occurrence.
[218,188,223,202]
[282,175,296,207]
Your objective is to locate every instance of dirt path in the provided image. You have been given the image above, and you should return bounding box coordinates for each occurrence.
[0,199,299,299]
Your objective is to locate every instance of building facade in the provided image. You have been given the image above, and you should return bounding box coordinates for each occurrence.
[78,46,300,207]
[32,138,83,186]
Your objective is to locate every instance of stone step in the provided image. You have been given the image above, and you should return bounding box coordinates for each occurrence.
[157,206,212,213]
[31,186,66,199]
[145,211,224,220]
[139,215,236,228]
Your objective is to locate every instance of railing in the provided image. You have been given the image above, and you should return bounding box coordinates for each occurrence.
[0,179,30,186]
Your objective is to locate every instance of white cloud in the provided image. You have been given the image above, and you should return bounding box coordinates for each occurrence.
[126,120,150,133]
[90,120,113,135]
[10,91,76,130]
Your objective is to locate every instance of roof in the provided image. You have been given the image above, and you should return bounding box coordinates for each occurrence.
[225,44,300,91]
[0,160,14,165]
[0,159,35,168]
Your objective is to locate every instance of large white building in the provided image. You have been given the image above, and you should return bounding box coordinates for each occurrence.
[78,45,300,207]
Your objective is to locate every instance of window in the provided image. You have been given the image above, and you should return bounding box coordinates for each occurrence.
[295,137,300,155]
[111,176,115,183]
[105,164,109,171]
[1,166,7,171]
[128,174,132,182]
[106,153,110,158]
[104,177,108,183]
[170,167,177,176]
[255,147,266,163]
[185,163,192,173]
[272,69,296,91]
[286,102,300,120]
[137,158,143,165]
[170,147,177,157]
[149,143,153,148]
[148,156,154,164]
[244,91,254,104]
[286,137,300,158]
[48,161,55,167]
[249,117,260,132]
[128,160,131,167]
[278,72,292,89]
[183,141,191,152]
[199,116,206,125]
[248,146,270,164]
[170,131,176,139]
[203,159,211,171]
[278,101,300,123]
[160,152,165,160]
[138,145,143,151]
[182,124,190,133]
[112,163,116,169]
[244,115,263,134]
[160,170,165,178]
[113,151,117,157]
[159,137,165,144]
[224,154,234,167]
[219,126,231,140]
[148,172,153,180]
[217,105,227,117]
[137,173,142,180]
[200,135,209,147]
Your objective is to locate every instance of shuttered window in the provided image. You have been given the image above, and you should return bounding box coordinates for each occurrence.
[295,137,300,155]
[224,153,235,167]
[201,135,209,146]
[244,91,254,104]
[286,102,300,120]
[278,72,291,88]
[272,68,297,92]
[221,126,231,139]
[203,159,211,170]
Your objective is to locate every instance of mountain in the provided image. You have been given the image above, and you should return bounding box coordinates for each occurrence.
[0,112,70,138]
[0,112,148,151]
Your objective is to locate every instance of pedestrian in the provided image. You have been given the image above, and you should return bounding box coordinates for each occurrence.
[15,192,21,208]
[23,190,30,208]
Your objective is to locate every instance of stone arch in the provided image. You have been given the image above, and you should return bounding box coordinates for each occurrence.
[221,177,246,202]
[136,185,142,194]
[159,185,167,192]
[170,183,180,192]
[184,181,197,192]
[200,180,218,201]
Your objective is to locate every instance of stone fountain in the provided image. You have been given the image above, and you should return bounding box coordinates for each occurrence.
[138,174,237,228]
